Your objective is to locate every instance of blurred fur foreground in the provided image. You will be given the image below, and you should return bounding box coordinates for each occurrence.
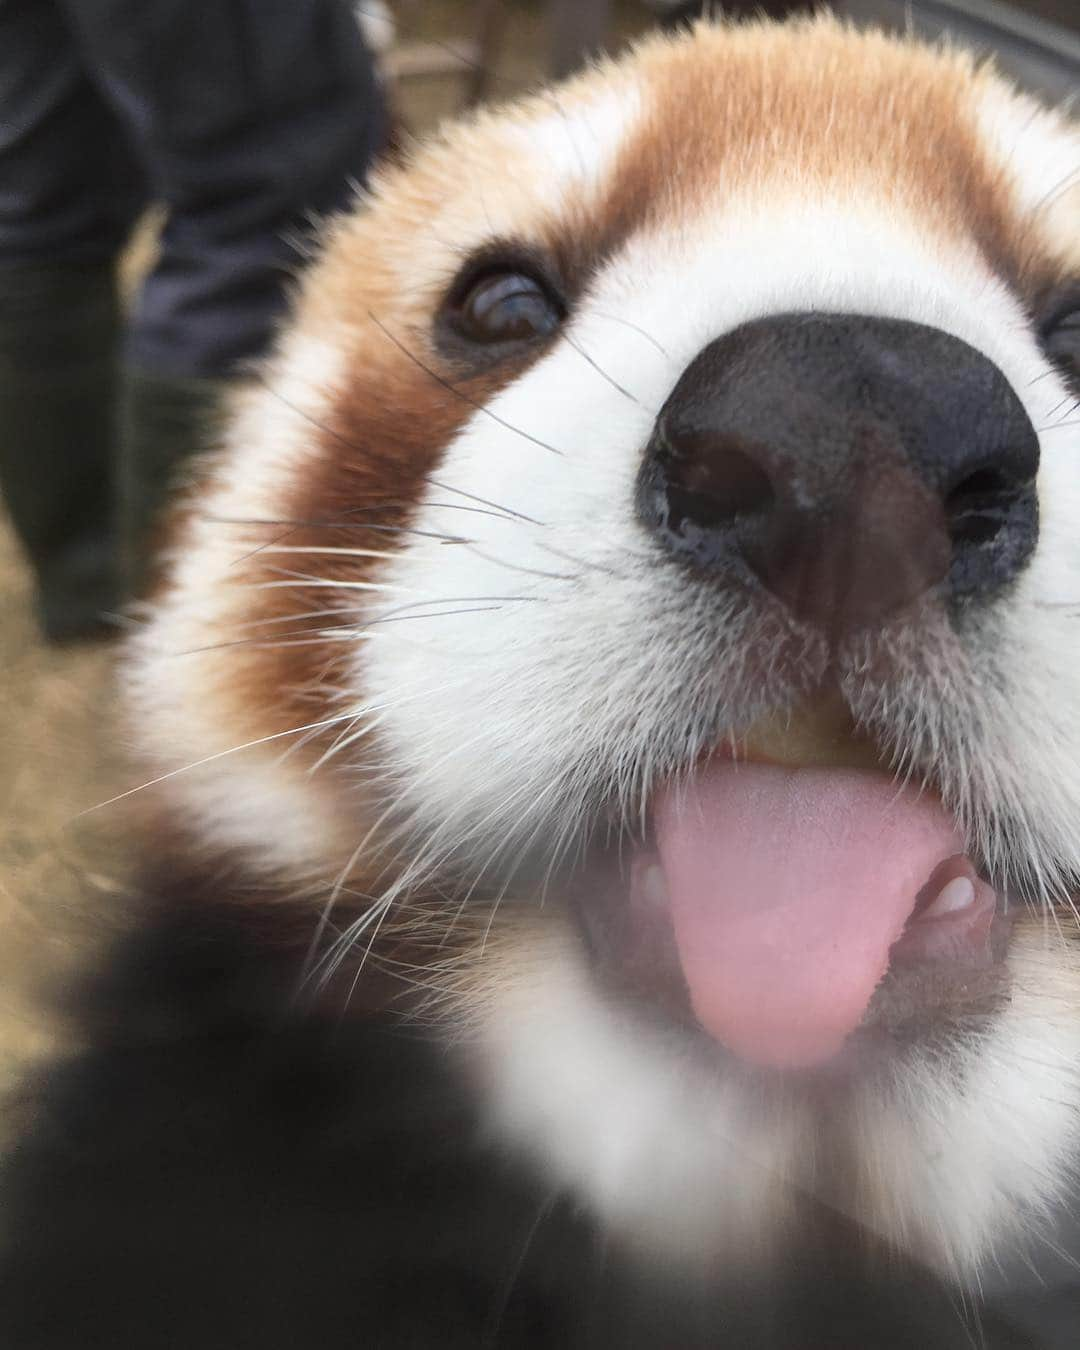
[1,884,1074,1349]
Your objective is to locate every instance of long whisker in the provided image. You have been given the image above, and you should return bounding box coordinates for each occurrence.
[170,631,381,656]
[300,781,430,987]
[71,711,360,819]
[164,591,539,657]
[590,309,671,359]
[457,542,579,583]
[308,711,389,775]
[258,367,549,524]
[562,331,657,412]
[239,544,400,561]
[202,512,469,544]
[365,311,566,463]
[176,603,369,634]
[252,579,406,592]
[228,498,531,566]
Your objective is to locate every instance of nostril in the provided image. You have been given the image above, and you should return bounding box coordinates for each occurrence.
[708,445,776,521]
[944,466,1027,549]
[639,428,780,575]
[665,439,776,529]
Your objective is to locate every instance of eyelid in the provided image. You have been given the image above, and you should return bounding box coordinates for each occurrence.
[444,244,567,318]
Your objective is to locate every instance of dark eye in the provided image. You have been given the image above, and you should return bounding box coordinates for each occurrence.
[449,270,564,345]
[1045,310,1080,364]
[1040,291,1080,378]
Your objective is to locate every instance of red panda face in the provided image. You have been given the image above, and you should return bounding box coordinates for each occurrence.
[130,17,1080,1280]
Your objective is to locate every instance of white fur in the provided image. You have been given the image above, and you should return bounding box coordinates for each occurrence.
[472,919,1080,1278]
[976,83,1080,255]
[472,926,805,1269]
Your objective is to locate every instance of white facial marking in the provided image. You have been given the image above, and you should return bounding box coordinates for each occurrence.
[976,82,1080,217]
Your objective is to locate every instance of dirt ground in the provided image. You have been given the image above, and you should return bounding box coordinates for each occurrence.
[0,523,125,1089]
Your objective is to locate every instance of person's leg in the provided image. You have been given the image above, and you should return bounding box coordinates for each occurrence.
[59,0,386,593]
[0,266,123,640]
[0,0,145,639]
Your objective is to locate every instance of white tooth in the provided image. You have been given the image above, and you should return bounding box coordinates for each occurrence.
[639,862,670,909]
[922,875,976,919]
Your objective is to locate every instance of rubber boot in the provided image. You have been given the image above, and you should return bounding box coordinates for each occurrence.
[117,369,228,599]
[0,264,120,642]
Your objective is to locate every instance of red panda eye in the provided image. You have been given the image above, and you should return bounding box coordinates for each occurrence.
[1040,288,1080,380]
[451,271,563,344]
[1045,308,1080,375]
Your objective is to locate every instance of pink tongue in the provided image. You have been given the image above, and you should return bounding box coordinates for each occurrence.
[653,763,964,1069]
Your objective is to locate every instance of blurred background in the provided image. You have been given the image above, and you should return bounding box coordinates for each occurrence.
[0,0,1077,1099]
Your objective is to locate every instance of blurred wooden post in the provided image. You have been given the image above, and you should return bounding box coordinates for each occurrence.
[550,0,613,79]
[465,0,510,105]
[390,0,618,111]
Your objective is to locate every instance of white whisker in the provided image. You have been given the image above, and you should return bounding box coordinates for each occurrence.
[72,712,360,819]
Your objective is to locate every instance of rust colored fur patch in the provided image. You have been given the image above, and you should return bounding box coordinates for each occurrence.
[225,308,553,743]
[595,22,1043,294]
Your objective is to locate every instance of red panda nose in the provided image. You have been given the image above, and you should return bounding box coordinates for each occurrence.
[635,314,1039,640]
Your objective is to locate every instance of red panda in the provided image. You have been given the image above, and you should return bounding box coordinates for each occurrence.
[4,15,1080,1348]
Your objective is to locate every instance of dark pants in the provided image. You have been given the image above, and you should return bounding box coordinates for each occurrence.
[0,0,385,377]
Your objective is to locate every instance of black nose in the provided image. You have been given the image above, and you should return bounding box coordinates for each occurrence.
[636,314,1039,637]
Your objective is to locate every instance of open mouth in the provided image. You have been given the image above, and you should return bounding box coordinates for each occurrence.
[576,696,1007,1074]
